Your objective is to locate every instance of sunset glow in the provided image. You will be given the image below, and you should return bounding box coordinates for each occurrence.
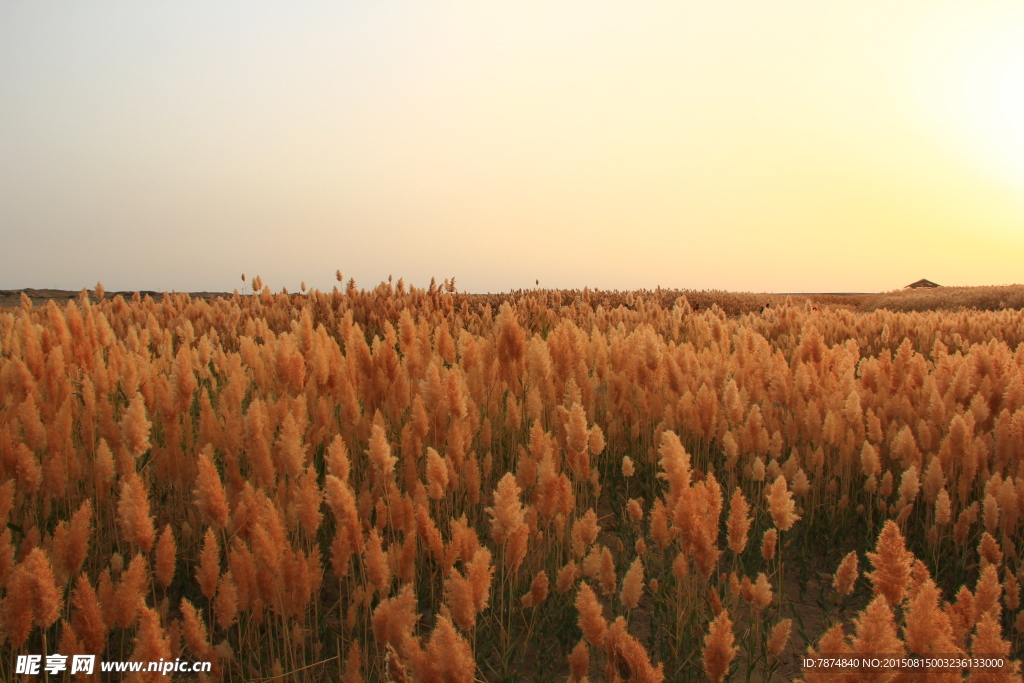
[2,2,1023,293]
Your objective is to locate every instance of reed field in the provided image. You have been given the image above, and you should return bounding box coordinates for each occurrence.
[1,277,1023,682]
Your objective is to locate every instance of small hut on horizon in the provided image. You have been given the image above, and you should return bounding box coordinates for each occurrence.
[905,278,940,289]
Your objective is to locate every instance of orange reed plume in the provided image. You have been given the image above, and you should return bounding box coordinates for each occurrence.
[488,473,525,547]
[327,434,352,482]
[761,528,778,562]
[834,551,859,596]
[130,606,173,682]
[860,441,880,478]
[575,581,608,649]
[968,612,1022,681]
[977,532,1003,568]
[426,447,448,500]
[606,616,665,683]
[903,578,959,659]
[445,566,477,630]
[657,431,691,509]
[803,624,853,683]
[371,584,419,661]
[180,598,214,661]
[155,524,177,589]
[620,557,644,610]
[768,618,792,657]
[851,596,904,681]
[557,561,581,593]
[866,521,913,606]
[650,498,672,550]
[702,609,737,683]
[627,498,644,523]
[194,444,229,528]
[71,572,108,654]
[55,499,92,585]
[751,573,773,609]
[622,456,635,478]
[568,638,590,683]
[974,564,1002,620]
[593,545,615,597]
[365,527,392,597]
[197,527,221,601]
[367,423,398,496]
[726,487,751,554]
[936,488,953,526]
[572,509,600,558]
[120,392,151,460]
[114,553,148,629]
[215,570,239,630]
[521,570,549,609]
[766,474,800,531]
[117,472,156,552]
[12,548,63,644]
[467,547,494,613]
[426,615,476,683]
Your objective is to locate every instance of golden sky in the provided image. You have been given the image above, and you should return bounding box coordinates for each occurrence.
[2,2,1023,293]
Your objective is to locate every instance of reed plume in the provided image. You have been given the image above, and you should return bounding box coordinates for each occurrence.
[575,581,607,649]
[620,556,644,610]
[866,521,913,606]
[766,474,800,531]
[117,471,156,552]
[702,609,737,683]
[197,527,220,601]
[155,524,177,588]
[194,444,229,528]
[834,551,859,596]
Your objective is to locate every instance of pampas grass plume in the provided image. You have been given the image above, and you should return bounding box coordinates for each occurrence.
[59,499,92,583]
[114,553,148,629]
[936,488,952,525]
[860,441,880,478]
[620,557,644,610]
[851,595,904,663]
[445,566,477,630]
[194,444,229,528]
[71,572,108,654]
[215,570,239,630]
[426,447,448,500]
[650,498,671,550]
[834,551,859,596]
[751,573,773,608]
[726,487,750,554]
[23,547,63,629]
[768,618,792,657]
[365,527,392,597]
[766,474,800,531]
[180,598,213,659]
[197,527,220,601]
[575,581,607,649]
[487,473,525,547]
[866,521,913,606]
[557,561,580,593]
[702,609,737,683]
[426,614,476,683]
[524,569,549,609]
[117,471,155,552]
[155,524,177,589]
[568,638,590,682]
[622,456,635,477]
[761,528,778,562]
[121,392,151,459]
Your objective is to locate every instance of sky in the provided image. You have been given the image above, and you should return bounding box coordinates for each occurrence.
[2,1,1024,294]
